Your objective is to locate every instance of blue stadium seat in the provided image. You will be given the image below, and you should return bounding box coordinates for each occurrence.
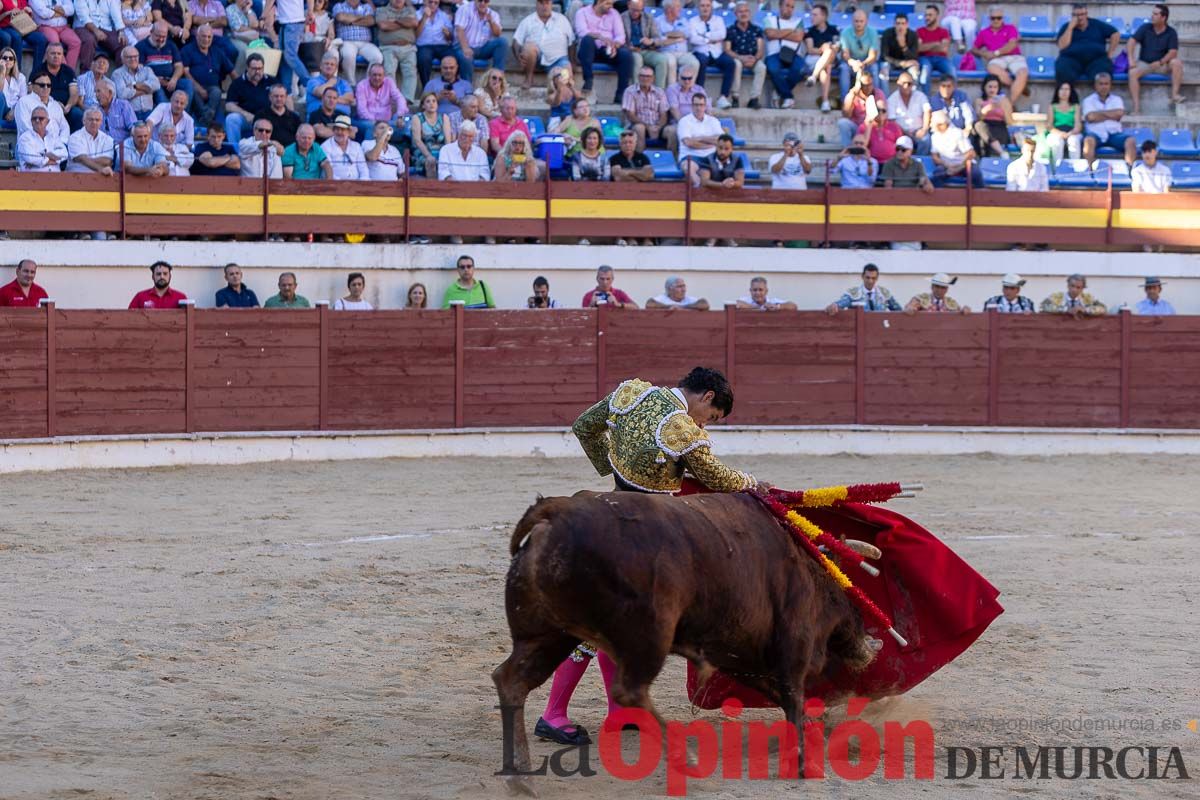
[682,7,698,21]
[1055,15,1070,33]
[1129,17,1149,36]
[958,65,987,80]
[1096,127,1152,154]
[646,149,683,180]
[1019,15,1056,39]
[917,155,935,176]
[979,156,1010,186]
[1095,159,1132,188]
[1138,72,1170,84]
[1100,16,1126,38]
[883,1,914,14]
[752,9,771,28]
[719,117,746,146]
[597,115,622,146]
[717,8,735,28]
[832,12,852,29]
[1027,56,1055,81]
[645,6,664,23]
[1049,158,1096,188]
[870,13,895,30]
[522,116,547,139]
[1158,129,1199,158]
[1168,161,1200,189]
[736,152,760,181]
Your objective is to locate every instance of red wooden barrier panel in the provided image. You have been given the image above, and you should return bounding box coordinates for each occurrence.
[604,310,727,397]
[1128,315,1200,428]
[0,309,49,438]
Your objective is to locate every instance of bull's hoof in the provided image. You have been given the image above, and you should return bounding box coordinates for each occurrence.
[504,775,539,798]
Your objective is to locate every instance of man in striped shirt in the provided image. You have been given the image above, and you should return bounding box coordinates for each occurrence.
[454,0,506,82]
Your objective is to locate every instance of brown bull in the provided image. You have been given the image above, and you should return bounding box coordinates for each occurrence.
[492,489,874,778]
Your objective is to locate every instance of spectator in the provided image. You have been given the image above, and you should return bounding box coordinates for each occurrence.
[356,61,408,128]
[303,0,338,68]
[826,263,901,314]
[39,41,83,131]
[1044,81,1082,166]
[282,123,332,178]
[888,71,931,154]
[803,3,840,113]
[646,275,709,310]
[929,74,973,130]
[768,131,811,189]
[905,272,969,313]
[527,275,560,309]
[112,44,157,114]
[304,49,352,118]
[983,273,1035,313]
[493,128,535,182]
[839,9,878,99]
[514,0,573,90]
[405,282,427,308]
[454,0,505,83]
[308,85,341,139]
[215,262,258,307]
[881,11,919,85]
[334,272,373,310]
[651,0,696,89]
[448,91,482,139]
[238,115,282,177]
[152,0,192,49]
[0,259,48,307]
[621,0,666,90]
[363,120,404,181]
[1131,140,1171,194]
[942,0,977,54]
[119,119,167,174]
[414,0,460,87]
[737,276,796,311]
[136,20,190,105]
[570,126,609,181]
[265,0,313,100]
[1134,277,1174,316]
[1055,4,1119,86]
[333,0,382,82]
[583,265,636,308]
[621,64,668,151]
[66,106,115,174]
[917,3,954,92]
[124,0,155,49]
[724,1,765,110]
[32,0,83,71]
[930,109,980,187]
[1040,273,1106,316]
[227,52,277,143]
[375,0,418,103]
[1,45,26,121]
[1006,136,1048,192]
[146,87,193,144]
[881,134,933,193]
[1127,4,1182,115]
[972,74,1013,157]
[1081,72,1136,167]
[76,0,126,69]
[17,70,69,140]
[972,6,1027,105]
[129,260,187,308]
[861,104,902,163]
[95,78,136,143]
[422,53,470,117]
[409,90,449,177]
[610,129,653,183]
[191,122,239,174]
[575,0,632,105]
[158,123,192,174]
[553,95,600,158]
[677,91,721,186]
[226,0,267,56]
[187,0,240,68]
[322,114,367,179]
[487,93,530,154]
[838,68,884,147]
[699,131,743,191]
[258,84,301,148]
[834,132,878,189]
[180,22,232,126]
[441,254,494,308]
[437,116,487,181]
[663,65,704,153]
[17,106,67,171]
[264,271,310,308]
[473,67,507,119]
[763,0,807,109]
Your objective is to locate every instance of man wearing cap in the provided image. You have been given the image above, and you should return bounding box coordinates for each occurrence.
[321,115,369,180]
[1041,273,1106,317]
[1134,277,1174,316]
[906,273,969,314]
[826,263,901,314]
[984,273,1036,313]
[881,135,932,193]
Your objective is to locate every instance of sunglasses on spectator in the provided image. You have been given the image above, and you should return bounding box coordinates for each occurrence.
[32,115,48,121]
[33,82,52,88]
[990,15,1003,20]
[0,55,13,61]
[255,127,271,133]
[680,75,694,81]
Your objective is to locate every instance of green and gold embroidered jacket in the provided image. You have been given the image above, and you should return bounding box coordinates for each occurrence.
[571,378,755,493]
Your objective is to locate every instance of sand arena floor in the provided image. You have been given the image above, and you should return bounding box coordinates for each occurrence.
[1,453,1198,800]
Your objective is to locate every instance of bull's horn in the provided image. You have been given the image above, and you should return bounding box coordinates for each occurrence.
[859,562,880,577]
[896,491,916,498]
[900,483,924,492]
[887,627,908,647]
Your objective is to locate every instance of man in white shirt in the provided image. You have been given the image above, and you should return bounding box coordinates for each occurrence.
[1006,136,1048,192]
[363,120,406,180]
[239,117,285,178]
[514,0,574,89]
[17,109,68,172]
[653,0,700,88]
[158,125,195,176]
[321,115,370,180]
[687,0,735,109]
[737,276,796,311]
[1081,72,1136,167]
[147,90,195,148]
[437,118,489,181]
[75,0,126,69]
[767,131,810,190]
[1131,140,1172,194]
[646,275,709,310]
[763,0,807,109]
[887,71,931,154]
[676,92,722,185]
[262,0,314,96]
[67,108,115,174]
[930,109,981,187]
[17,72,70,141]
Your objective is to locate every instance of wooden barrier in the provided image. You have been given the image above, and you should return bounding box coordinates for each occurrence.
[4,307,1200,441]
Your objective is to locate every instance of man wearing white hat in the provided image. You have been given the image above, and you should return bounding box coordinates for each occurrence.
[984,273,1036,313]
[906,272,969,313]
[1134,277,1174,316]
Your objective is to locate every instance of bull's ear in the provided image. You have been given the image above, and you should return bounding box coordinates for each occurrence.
[535,493,545,503]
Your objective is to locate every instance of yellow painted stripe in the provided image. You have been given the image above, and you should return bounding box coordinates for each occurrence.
[270,194,405,218]
[126,193,262,216]
[972,206,1108,228]
[410,196,541,219]
[1112,208,1200,230]
[0,190,120,213]
[551,198,685,220]
[831,204,967,226]
[690,201,824,224]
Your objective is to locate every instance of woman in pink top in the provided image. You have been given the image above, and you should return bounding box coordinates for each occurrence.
[942,0,977,53]
[971,6,1028,103]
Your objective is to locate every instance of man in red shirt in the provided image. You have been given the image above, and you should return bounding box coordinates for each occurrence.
[581,264,638,308]
[0,260,49,307]
[129,261,189,309]
[917,4,956,93]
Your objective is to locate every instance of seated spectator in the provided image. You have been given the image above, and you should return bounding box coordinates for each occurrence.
[861,104,902,163]
[129,260,187,308]
[410,90,450,178]
[646,275,709,310]
[583,265,637,308]
[76,51,110,110]
[763,0,808,109]
[1131,140,1172,193]
[239,115,283,177]
[725,1,765,110]
[441,254,494,308]
[1135,276,1174,316]
[78,0,127,70]
[1006,136,1048,192]
[544,64,577,129]
[422,54,471,117]
[119,119,168,175]
[662,66,704,153]
[1054,4,1119,86]
[264,272,311,308]
[839,9,878,99]
[152,0,192,49]
[652,0,698,88]
[888,71,931,154]
[333,0,383,82]
[334,272,374,310]
[304,50,352,118]
[943,0,978,54]
[136,22,192,106]
[514,0,574,90]
[17,107,67,171]
[414,0,463,86]
[95,78,136,144]
[192,123,240,175]
[309,86,341,140]
[1040,272,1106,317]
[488,94,530,155]
[621,0,666,90]
[1044,81,1082,166]
[838,69,884,147]
[737,276,796,311]
[881,12,920,84]
[282,124,332,179]
[363,120,405,181]
[554,96,601,158]
[610,129,653,183]
[322,114,368,179]
[475,69,509,120]
[905,272,969,313]
[158,125,192,175]
[17,70,69,139]
[215,262,259,307]
[972,74,1013,157]
[227,53,278,143]
[622,65,668,151]
[834,133,878,189]
[66,107,115,174]
[406,282,427,308]
[0,259,48,307]
[575,0,633,104]
[258,84,301,148]
[1081,73,1136,166]
[803,3,840,112]
[147,88,194,144]
[39,41,84,132]
[527,275,560,308]
[917,4,955,92]
[972,6,1027,105]
[983,273,1035,313]
[493,129,536,182]
[676,92,721,186]
[32,2,82,71]
[180,24,234,127]
[437,117,488,181]
[454,0,506,83]
[1127,4,1183,115]
[929,74,973,130]
[930,109,981,187]
[881,135,933,192]
[768,132,811,189]
[112,46,158,116]
[1,46,27,121]
[227,0,269,53]
[826,263,901,314]
[375,0,418,102]
[571,126,609,181]
[356,62,407,128]
[188,0,242,67]
[700,132,743,189]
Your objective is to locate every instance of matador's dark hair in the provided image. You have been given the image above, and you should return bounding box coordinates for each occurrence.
[678,367,734,417]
